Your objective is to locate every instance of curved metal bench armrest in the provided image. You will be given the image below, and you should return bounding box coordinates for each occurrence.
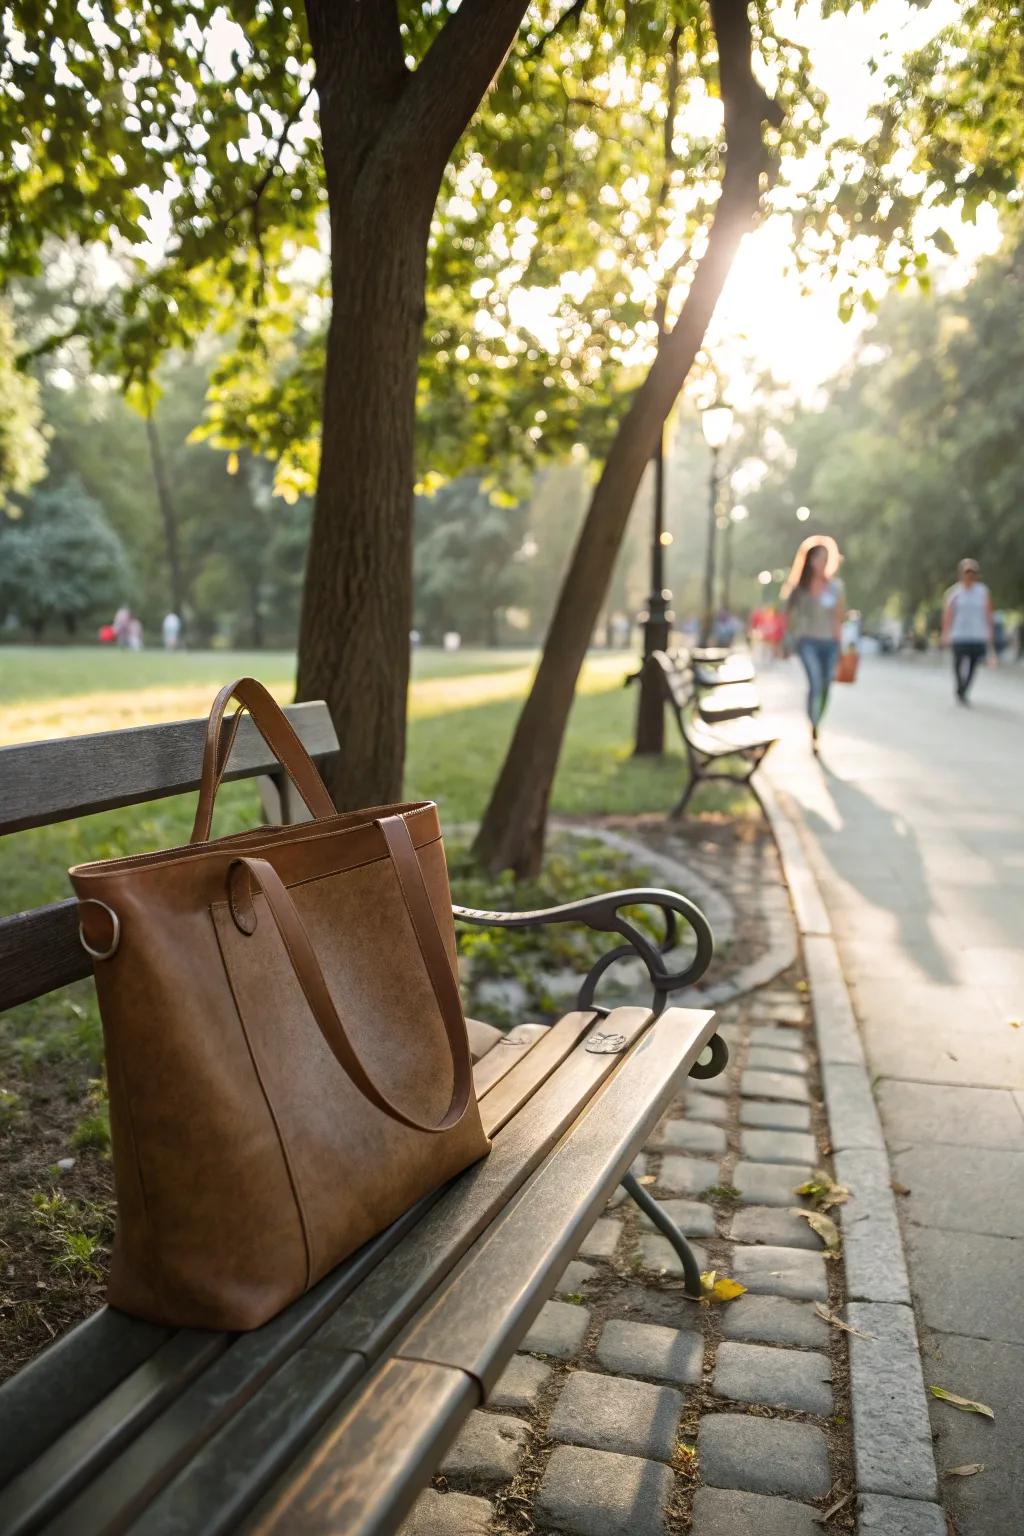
[453,887,714,1011]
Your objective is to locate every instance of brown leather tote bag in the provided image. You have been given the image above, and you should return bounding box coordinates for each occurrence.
[70,679,489,1331]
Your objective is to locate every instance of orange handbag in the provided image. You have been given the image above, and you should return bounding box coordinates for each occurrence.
[835,650,859,684]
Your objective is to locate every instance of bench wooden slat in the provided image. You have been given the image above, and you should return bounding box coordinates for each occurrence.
[697,683,761,722]
[0,1332,226,1536]
[247,1358,476,1536]
[47,1349,367,1536]
[0,899,90,1012]
[469,1022,548,1095]
[0,704,338,837]
[250,1007,714,1536]
[0,1310,170,1488]
[312,1007,653,1363]
[399,1006,716,1394]
[476,1010,597,1129]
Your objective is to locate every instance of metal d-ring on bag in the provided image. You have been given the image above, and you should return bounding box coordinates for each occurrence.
[71,678,489,1330]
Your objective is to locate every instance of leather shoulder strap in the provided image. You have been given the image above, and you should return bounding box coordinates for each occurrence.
[228,824,473,1134]
[191,678,335,844]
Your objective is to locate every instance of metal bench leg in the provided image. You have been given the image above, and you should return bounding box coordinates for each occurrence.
[620,1170,703,1300]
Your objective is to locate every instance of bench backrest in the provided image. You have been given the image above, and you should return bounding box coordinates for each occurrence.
[0,701,339,1013]
[649,650,694,715]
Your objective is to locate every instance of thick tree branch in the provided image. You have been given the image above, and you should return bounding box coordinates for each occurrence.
[394,0,532,175]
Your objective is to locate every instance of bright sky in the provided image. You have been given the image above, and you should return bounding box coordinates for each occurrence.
[704,0,1003,403]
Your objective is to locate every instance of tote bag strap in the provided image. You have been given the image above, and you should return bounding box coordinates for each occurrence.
[191,678,336,843]
[227,814,473,1135]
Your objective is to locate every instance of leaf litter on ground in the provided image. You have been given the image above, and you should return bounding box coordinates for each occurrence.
[791,1207,842,1255]
[814,1302,875,1338]
[945,1464,985,1478]
[929,1386,994,1419]
[699,1270,746,1303]
[794,1169,850,1211]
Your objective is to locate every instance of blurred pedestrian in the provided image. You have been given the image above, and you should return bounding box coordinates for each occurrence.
[113,605,131,648]
[941,559,993,703]
[127,616,144,651]
[162,611,181,651]
[781,535,845,754]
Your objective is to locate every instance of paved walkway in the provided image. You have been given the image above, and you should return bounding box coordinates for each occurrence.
[404,829,864,1535]
[762,654,1024,1536]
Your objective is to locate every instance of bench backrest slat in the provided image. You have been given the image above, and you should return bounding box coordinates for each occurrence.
[0,899,89,1012]
[0,703,338,837]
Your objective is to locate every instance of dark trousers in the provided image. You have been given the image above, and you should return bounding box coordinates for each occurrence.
[953,641,986,699]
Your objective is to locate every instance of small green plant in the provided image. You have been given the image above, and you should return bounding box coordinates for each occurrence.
[30,1189,114,1281]
[71,1111,111,1154]
[702,1184,741,1202]
[563,1292,585,1305]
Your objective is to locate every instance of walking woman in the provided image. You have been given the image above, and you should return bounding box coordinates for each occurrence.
[941,559,994,703]
[782,536,845,752]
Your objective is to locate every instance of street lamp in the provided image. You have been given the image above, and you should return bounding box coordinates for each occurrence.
[796,505,811,522]
[700,402,734,644]
[634,422,675,755]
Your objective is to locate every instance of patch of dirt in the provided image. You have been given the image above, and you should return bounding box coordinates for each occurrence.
[1,1039,114,1382]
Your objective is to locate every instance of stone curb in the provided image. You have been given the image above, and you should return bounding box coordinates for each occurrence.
[757,774,944,1522]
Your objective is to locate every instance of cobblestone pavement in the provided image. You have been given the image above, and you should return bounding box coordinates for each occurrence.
[402,970,861,1535]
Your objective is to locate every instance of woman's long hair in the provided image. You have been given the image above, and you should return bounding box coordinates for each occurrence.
[781,535,841,601]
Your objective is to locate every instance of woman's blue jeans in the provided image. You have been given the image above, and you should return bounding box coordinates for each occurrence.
[797,637,839,727]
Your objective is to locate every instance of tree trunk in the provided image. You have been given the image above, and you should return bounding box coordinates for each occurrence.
[473,0,781,876]
[297,0,531,810]
[295,205,432,806]
[145,411,186,618]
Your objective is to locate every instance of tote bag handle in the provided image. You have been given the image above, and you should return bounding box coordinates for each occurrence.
[227,814,474,1135]
[191,678,336,843]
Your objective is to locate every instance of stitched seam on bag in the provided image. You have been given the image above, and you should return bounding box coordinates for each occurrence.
[285,833,445,893]
[69,803,438,880]
[205,834,446,912]
[212,909,315,1293]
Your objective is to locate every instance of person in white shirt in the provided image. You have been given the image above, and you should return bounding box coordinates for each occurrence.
[941,559,994,703]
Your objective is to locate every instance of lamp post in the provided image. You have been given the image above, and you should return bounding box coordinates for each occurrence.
[634,424,674,755]
[700,402,733,645]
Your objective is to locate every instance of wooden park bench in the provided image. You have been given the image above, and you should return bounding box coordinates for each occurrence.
[0,700,728,1536]
[651,650,778,817]
[660,648,762,725]
[681,649,757,691]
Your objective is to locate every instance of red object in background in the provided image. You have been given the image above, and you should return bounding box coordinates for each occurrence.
[98,625,116,643]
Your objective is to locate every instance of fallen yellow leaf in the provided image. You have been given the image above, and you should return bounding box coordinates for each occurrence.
[794,1169,850,1211]
[699,1270,747,1303]
[791,1207,842,1253]
[929,1387,994,1419]
[946,1464,985,1478]
[1009,1019,1021,1030]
